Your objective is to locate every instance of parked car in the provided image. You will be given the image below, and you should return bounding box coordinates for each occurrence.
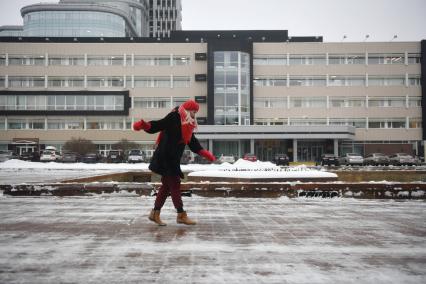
[363,153,390,166]
[0,150,19,162]
[40,149,62,162]
[320,154,339,166]
[127,149,145,163]
[180,150,195,165]
[218,154,236,164]
[243,153,257,162]
[389,153,416,166]
[107,150,125,163]
[194,154,211,164]
[61,152,81,163]
[273,154,289,166]
[82,152,102,163]
[19,151,40,162]
[339,153,364,166]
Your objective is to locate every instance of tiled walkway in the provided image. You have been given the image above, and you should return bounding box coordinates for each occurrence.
[0,196,425,283]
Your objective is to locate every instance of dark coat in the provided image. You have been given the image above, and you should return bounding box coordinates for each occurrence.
[145,107,203,178]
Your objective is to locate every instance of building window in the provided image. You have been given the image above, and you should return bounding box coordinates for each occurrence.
[407,53,421,64]
[289,54,326,65]
[368,76,405,86]
[409,118,421,128]
[253,55,287,65]
[368,97,405,107]
[87,77,124,88]
[329,54,365,65]
[0,76,5,88]
[8,76,45,88]
[47,119,84,130]
[408,75,421,86]
[134,76,170,88]
[48,77,84,88]
[253,76,287,87]
[48,55,84,66]
[368,118,406,128]
[28,119,45,129]
[289,118,327,126]
[289,97,327,108]
[408,97,421,107]
[173,76,190,88]
[8,55,45,66]
[289,76,326,87]
[330,97,365,108]
[86,118,123,130]
[134,55,170,66]
[8,119,26,129]
[87,55,124,66]
[329,118,366,128]
[254,97,287,108]
[0,55,6,65]
[134,97,171,109]
[173,56,190,66]
[368,53,404,65]
[329,76,365,86]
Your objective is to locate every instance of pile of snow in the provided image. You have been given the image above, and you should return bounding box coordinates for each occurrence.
[0,159,151,170]
[189,159,337,179]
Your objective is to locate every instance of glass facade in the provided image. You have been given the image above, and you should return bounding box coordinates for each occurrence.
[214,51,250,125]
[23,11,127,37]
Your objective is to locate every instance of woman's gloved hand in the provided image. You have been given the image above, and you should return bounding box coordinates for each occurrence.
[198,149,216,162]
[133,119,151,131]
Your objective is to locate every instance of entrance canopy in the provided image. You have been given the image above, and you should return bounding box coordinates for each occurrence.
[196,125,356,140]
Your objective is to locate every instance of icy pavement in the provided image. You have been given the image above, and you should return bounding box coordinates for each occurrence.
[0,168,131,184]
[0,196,425,284]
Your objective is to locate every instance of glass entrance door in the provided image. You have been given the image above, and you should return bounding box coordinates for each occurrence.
[17,145,35,155]
[297,142,324,162]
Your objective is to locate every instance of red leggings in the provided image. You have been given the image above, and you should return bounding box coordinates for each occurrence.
[154,175,183,211]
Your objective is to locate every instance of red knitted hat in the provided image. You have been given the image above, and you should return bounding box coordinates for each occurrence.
[181,99,199,112]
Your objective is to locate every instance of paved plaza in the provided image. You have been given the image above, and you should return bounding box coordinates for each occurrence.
[0,195,425,283]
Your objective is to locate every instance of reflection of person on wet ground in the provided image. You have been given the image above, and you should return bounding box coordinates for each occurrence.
[133,99,216,226]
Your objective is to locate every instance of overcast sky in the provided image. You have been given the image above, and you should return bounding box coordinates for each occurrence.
[0,0,425,42]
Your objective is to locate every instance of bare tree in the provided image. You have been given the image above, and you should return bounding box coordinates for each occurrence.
[63,137,97,155]
[113,139,138,152]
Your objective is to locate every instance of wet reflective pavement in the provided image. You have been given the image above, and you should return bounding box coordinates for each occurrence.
[0,196,425,283]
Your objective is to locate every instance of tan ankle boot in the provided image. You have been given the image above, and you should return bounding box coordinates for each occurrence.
[177,211,196,225]
[148,209,166,226]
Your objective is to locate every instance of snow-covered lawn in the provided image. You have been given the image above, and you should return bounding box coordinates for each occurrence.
[0,196,425,283]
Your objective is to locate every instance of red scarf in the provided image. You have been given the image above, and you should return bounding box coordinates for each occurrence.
[156,100,199,145]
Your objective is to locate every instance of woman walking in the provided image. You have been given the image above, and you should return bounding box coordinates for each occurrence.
[133,99,216,226]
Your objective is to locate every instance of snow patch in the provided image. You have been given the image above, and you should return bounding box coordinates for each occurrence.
[189,161,336,179]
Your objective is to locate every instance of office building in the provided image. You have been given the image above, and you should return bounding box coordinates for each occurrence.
[0,31,424,162]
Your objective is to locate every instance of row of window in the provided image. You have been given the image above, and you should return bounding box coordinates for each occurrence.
[254,53,421,66]
[0,76,191,89]
[1,52,421,67]
[254,96,421,108]
[0,54,191,67]
[0,118,131,130]
[253,117,421,129]
[0,95,124,111]
[133,97,189,109]
[253,75,421,87]
[0,117,421,130]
